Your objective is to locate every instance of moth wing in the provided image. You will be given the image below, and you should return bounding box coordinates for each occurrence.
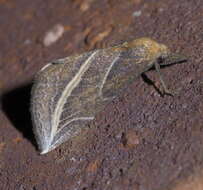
[31,49,120,154]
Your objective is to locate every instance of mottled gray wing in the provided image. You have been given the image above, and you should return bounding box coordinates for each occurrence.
[31,49,125,154]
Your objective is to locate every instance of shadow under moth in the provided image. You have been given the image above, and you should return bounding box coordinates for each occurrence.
[31,38,186,154]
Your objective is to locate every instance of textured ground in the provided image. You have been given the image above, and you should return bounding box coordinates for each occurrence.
[0,0,202,190]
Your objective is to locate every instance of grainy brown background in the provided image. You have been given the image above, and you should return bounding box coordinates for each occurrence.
[0,0,202,190]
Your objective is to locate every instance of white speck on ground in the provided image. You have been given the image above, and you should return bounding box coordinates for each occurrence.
[132,10,142,17]
[43,24,65,47]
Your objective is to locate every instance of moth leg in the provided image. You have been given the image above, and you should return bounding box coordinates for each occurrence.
[154,61,173,96]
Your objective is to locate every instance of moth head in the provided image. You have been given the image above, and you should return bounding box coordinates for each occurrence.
[123,37,170,61]
[122,38,186,66]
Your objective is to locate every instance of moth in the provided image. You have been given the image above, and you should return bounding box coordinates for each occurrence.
[31,38,186,154]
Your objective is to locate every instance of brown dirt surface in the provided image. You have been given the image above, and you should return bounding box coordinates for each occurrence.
[0,0,202,190]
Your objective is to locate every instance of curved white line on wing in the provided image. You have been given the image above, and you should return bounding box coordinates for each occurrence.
[51,51,98,143]
[57,116,94,134]
[99,55,120,98]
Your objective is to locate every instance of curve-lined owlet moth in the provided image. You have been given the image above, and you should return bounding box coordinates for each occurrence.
[31,38,186,154]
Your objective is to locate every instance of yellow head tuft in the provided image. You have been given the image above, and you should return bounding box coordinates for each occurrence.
[123,37,170,61]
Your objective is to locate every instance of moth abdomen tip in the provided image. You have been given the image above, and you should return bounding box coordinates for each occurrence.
[37,138,53,155]
[39,146,51,154]
[40,149,49,155]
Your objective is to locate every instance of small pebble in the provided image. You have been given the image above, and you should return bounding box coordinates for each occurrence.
[122,130,140,148]
[43,24,65,47]
[132,10,142,17]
